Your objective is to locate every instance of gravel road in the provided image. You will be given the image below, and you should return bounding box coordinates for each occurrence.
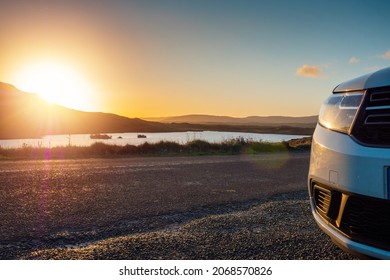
[0,153,355,259]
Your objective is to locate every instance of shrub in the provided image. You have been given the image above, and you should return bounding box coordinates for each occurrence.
[0,137,311,160]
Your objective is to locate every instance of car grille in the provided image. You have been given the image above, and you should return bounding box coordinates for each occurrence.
[340,195,390,251]
[313,184,341,220]
[312,183,390,251]
[351,87,390,147]
[313,186,331,215]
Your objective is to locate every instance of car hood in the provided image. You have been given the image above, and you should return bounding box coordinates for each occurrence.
[333,67,390,92]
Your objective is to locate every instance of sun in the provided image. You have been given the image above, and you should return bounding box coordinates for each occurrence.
[11,59,98,112]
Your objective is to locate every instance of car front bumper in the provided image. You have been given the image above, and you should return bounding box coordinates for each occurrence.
[310,198,390,259]
[308,124,390,259]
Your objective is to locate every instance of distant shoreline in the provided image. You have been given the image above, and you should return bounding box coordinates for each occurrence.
[167,123,315,135]
[0,123,315,140]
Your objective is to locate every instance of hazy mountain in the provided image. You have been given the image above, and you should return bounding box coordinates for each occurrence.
[0,82,183,139]
[0,82,315,139]
[145,114,318,126]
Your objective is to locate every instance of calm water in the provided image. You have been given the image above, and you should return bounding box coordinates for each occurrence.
[0,131,308,149]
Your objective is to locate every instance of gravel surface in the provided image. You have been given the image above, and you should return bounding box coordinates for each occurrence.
[0,153,356,259]
[22,191,355,260]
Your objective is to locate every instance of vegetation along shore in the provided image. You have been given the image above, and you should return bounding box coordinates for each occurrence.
[0,137,312,160]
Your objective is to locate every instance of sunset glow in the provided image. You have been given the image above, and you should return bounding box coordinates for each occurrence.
[11,60,98,112]
[1,1,390,118]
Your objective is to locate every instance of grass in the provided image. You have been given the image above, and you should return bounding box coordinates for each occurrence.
[0,137,312,160]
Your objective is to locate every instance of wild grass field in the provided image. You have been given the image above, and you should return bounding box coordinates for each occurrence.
[0,137,312,160]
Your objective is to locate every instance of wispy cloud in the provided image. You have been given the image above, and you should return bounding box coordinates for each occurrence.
[296,64,322,78]
[349,57,360,64]
[381,50,390,60]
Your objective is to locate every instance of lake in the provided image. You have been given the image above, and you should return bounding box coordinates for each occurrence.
[0,131,308,149]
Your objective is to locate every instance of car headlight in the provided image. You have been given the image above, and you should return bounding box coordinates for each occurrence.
[318,91,364,134]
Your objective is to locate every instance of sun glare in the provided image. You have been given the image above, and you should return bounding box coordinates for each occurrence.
[11,60,98,112]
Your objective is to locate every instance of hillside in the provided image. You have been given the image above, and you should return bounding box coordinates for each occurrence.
[145,114,318,126]
[0,82,184,139]
[0,82,315,139]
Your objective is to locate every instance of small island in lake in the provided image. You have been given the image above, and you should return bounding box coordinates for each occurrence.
[137,134,147,138]
[90,133,112,139]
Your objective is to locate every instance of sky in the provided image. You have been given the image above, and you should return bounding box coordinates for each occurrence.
[1,0,390,118]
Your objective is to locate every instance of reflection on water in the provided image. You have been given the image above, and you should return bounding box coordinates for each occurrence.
[0,131,308,149]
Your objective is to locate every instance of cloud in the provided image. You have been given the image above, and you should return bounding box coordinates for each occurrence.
[296,64,322,78]
[349,57,360,64]
[381,50,390,60]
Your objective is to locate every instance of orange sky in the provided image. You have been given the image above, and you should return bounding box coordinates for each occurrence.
[1,1,390,118]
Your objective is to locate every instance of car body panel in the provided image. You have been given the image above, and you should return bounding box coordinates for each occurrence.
[334,67,390,92]
[309,124,390,199]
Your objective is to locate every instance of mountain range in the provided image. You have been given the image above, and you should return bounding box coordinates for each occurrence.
[0,82,316,139]
[145,114,317,126]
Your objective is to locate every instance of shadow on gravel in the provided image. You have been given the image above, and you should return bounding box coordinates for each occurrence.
[14,191,356,260]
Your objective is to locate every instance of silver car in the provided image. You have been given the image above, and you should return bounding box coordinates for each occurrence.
[308,67,390,259]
